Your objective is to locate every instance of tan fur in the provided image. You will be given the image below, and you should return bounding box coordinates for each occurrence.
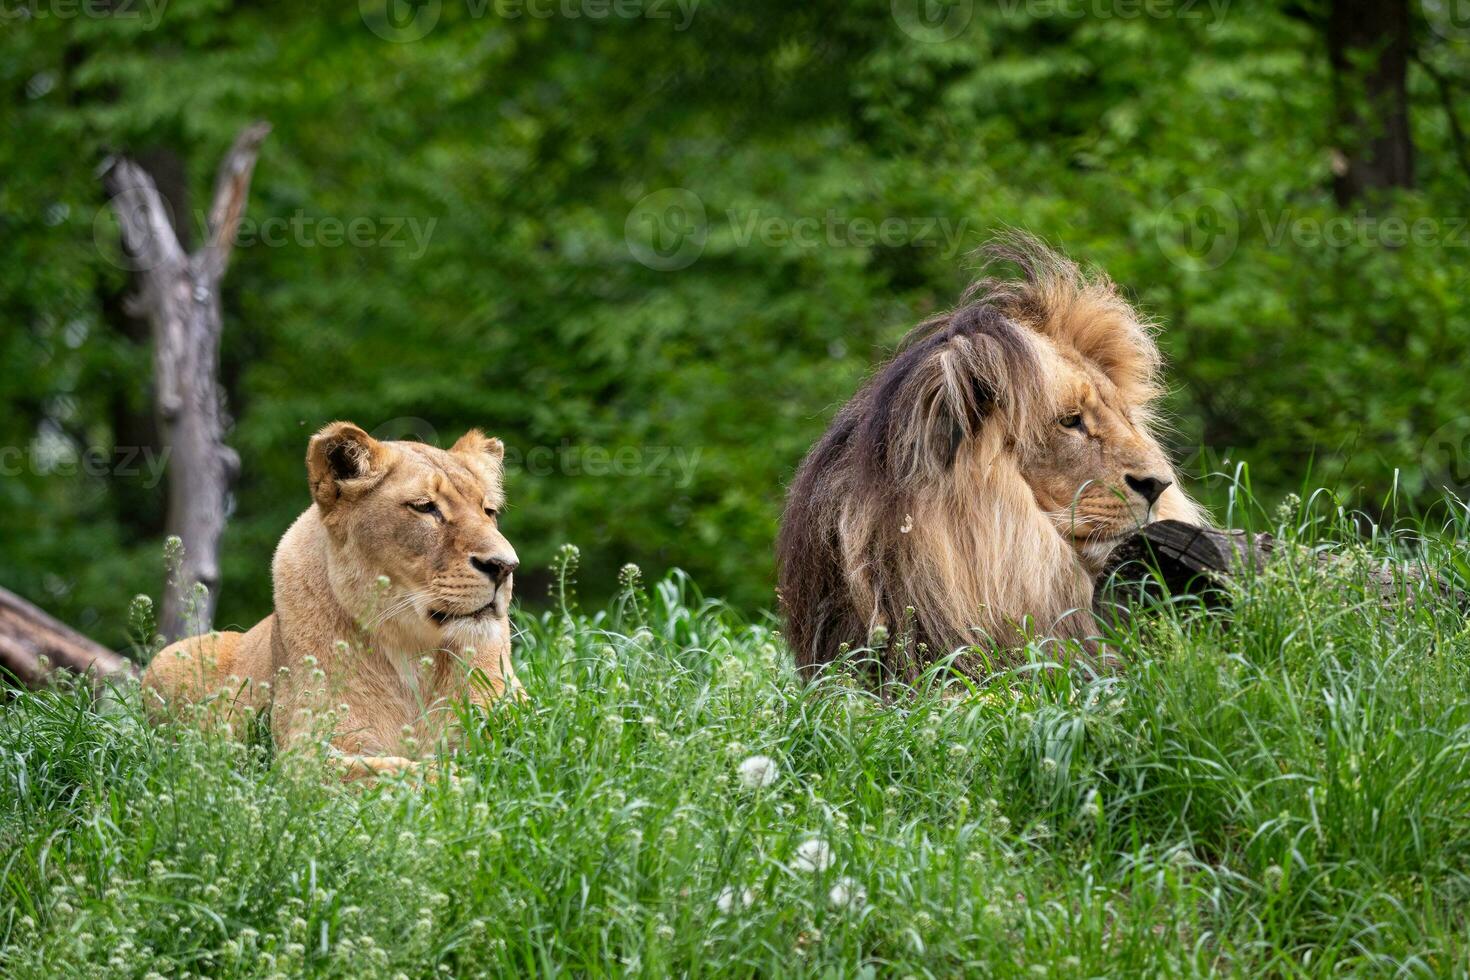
[777,236,1207,681]
[143,422,522,778]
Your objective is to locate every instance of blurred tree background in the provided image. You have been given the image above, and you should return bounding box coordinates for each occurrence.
[3,0,1468,645]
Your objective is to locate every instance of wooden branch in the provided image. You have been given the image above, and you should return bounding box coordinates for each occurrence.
[100,122,270,640]
[201,121,272,282]
[0,586,137,690]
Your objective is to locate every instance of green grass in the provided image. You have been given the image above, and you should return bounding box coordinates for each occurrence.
[4,504,1470,977]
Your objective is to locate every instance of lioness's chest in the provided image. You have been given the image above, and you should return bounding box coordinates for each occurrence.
[342,653,468,754]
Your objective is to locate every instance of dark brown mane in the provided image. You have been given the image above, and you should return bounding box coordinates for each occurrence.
[776,235,1188,684]
[776,289,1048,683]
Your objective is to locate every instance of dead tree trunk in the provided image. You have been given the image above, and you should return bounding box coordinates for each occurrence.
[0,587,137,689]
[100,122,270,640]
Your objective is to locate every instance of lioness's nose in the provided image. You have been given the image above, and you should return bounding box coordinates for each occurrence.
[471,555,518,585]
[1125,474,1171,506]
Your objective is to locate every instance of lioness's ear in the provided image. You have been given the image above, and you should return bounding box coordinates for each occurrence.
[307,421,390,510]
[451,428,505,463]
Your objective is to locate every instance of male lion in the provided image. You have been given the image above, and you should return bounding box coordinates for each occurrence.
[143,422,521,778]
[776,237,1206,681]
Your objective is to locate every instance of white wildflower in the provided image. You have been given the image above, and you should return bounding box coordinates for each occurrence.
[792,837,833,872]
[716,885,756,914]
[736,754,779,790]
[828,876,867,910]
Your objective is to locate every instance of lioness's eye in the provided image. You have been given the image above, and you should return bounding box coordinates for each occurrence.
[408,500,441,517]
[484,507,498,520]
[1059,414,1085,430]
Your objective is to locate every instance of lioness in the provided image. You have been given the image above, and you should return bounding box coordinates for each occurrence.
[143,422,521,778]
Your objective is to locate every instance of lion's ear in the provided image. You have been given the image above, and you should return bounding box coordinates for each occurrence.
[307,421,390,510]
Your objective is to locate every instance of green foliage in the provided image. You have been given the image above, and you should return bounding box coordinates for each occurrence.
[4,502,1470,975]
[3,1,1469,639]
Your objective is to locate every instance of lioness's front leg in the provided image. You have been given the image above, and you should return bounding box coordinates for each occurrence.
[466,639,525,706]
[329,753,423,782]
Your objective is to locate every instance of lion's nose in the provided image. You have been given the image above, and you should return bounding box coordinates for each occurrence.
[1125,474,1171,507]
[470,555,518,585]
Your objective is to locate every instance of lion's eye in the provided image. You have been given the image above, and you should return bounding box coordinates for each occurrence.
[1059,414,1085,431]
[408,500,441,517]
[484,507,498,520]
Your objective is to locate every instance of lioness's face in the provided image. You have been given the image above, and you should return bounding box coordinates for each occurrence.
[1020,352,1177,552]
[308,423,518,633]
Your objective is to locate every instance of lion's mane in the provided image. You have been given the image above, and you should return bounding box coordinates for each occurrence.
[776,236,1178,682]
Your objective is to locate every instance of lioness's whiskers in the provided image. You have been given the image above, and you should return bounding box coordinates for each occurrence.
[364,588,434,630]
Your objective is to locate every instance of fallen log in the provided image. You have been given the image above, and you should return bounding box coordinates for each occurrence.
[1095,519,1463,615]
[0,586,138,690]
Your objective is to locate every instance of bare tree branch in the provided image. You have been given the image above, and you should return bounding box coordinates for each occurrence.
[201,121,272,283]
